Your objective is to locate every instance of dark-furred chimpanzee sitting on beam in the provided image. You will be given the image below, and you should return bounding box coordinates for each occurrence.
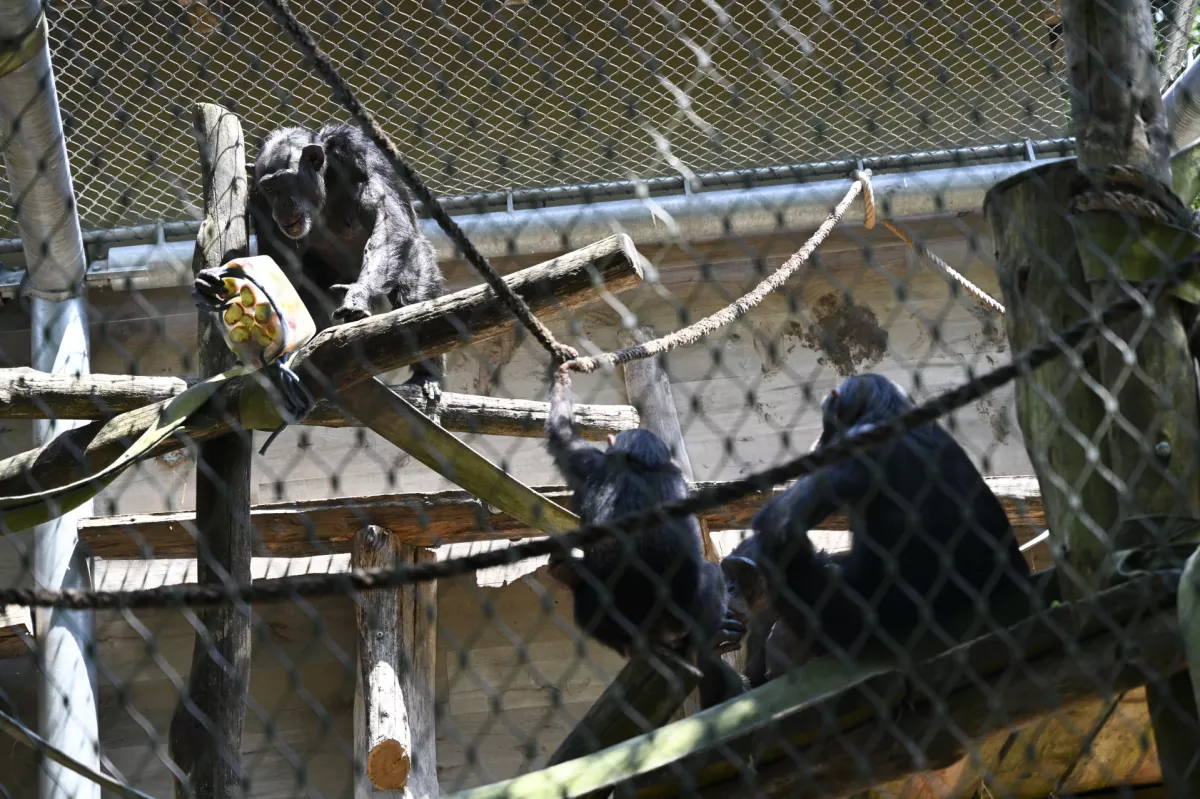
[752,373,1032,661]
[249,123,445,401]
[545,377,747,708]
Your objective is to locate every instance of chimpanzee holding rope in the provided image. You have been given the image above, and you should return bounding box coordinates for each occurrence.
[545,376,747,708]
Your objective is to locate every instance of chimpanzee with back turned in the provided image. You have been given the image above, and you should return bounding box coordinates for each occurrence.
[249,123,445,399]
[545,377,747,708]
[750,373,1032,661]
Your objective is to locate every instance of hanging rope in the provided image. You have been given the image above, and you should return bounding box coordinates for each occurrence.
[560,171,876,379]
[0,248,1193,610]
[881,218,1006,314]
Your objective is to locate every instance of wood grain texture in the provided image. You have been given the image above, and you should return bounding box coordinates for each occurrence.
[1062,0,1171,181]
[0,369,638,441]
[0,235,645,496]
[353,526,412,795]
[0,605,31,659]
[167,102,253,799]
[76,476,1045,559]
[401,546,439,799]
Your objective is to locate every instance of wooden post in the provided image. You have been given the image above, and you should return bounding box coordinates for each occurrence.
[618,326,741,715]
[168,103,252,799]
[353,528,439,799]
[1043,0,1200,793]
[985,161,1121,591]
[402,546,439,799]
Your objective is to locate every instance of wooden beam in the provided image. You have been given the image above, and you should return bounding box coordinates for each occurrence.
[75,476,1045,560]
[400,545,439,799]
[545,649,702,797]
[0,235,646,496]
[443,573,1182,799]
[618,324,726,718]
[353,526,413,797]
[0,606,31,659]
[167,102,253,799]
[0,369,639,441]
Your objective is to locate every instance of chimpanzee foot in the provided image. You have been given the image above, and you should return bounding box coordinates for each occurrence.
[275,364,315,424]
[403,371,443,423]
[258,364,316,457]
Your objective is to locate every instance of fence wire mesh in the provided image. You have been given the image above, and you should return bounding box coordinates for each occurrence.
[0,0,1199,798]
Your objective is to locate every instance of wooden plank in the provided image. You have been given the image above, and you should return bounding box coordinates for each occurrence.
[166,102,253,799]
[0,369,639,441]
[76,476,1045,560]
[0,605,31,659]
[402,546,439,799]
[618,324,728,718]
[0,234,646,497]
[353,526,413,796]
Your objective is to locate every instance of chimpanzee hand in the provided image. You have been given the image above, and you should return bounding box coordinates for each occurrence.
[329,283,373,323]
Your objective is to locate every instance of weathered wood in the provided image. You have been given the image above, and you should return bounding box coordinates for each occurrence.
[0,235,645,496]
[1064,2,1200,789]
[1062,0,1171,183]
[546,649,702,776]
[0,606,31,659]
[401,546,439,799]
[167,102,252,799]
[445,573,1183,799]
[74,476,1046,559]
[618,325,728,718]
[0,368,639,441]
[985,161,1120,589]
[353,526,412,796]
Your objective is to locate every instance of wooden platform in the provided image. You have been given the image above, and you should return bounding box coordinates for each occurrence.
[75,476,1047,559]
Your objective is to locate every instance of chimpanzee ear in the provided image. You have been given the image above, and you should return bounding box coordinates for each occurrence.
[301,143,325,172]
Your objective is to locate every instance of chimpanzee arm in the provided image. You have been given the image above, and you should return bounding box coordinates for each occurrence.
[546,378,605,493]
[694,561,748,708]
[330,191,413,322]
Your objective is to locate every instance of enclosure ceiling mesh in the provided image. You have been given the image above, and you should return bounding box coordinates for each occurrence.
[19,0,1073,239]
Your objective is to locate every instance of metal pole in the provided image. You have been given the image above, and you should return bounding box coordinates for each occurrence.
[29,296,98,799]
[0,2,99,797]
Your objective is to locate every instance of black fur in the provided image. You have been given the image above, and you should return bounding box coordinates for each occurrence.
[546,379,746,708]
[722,536,848,686]
[753,373,1032,660]
[249,123,446,392]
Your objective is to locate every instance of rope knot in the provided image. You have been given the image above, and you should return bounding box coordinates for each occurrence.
[551,343,580,366]
[852,169,875,230]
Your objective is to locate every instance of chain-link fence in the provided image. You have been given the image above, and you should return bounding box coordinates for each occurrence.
[0,0,1198,797]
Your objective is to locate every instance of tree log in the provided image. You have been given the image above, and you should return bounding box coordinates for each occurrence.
[0,235,645,495]
[353,526,412,796]
[400,546,439,799]
[1062,0,1171,182]
[546,648,702,796]
[0,368,639,441]
[74,476,1045,559]
[442,572,1182,799]
[167,102,252,799]
[618,324,729,718]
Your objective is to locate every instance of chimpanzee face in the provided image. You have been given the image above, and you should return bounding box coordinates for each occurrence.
[255,130,328,241]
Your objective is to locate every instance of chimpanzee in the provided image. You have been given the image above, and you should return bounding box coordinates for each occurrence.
[546,377,747,708]
[721,536,849,686]
[249,123,445,399]
[752,373,1032,660]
